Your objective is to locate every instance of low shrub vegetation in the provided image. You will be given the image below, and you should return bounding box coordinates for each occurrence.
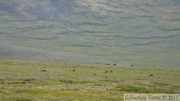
[0,60,179,101]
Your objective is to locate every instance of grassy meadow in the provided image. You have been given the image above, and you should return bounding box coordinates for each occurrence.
[0,59,179,101]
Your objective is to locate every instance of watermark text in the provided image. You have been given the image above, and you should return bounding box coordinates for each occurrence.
[124,94,180,101]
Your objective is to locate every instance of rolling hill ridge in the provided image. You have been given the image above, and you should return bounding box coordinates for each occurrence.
[0,0,180,67]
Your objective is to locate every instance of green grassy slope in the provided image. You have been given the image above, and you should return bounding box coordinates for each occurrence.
[0,60,179,101]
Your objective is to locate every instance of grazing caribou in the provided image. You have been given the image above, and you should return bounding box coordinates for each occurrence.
[105,71,108,73]
[72,69,76,72]
[92,73,97,76]
[41,69,46,72]
[149,74,153,77]
[41,67,46,72]
[113,64,116,66]
[110,70,113,73]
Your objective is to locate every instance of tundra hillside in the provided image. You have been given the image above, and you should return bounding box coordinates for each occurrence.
[0,0,180,67]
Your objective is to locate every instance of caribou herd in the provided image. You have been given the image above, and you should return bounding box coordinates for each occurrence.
[41,63,154,78]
